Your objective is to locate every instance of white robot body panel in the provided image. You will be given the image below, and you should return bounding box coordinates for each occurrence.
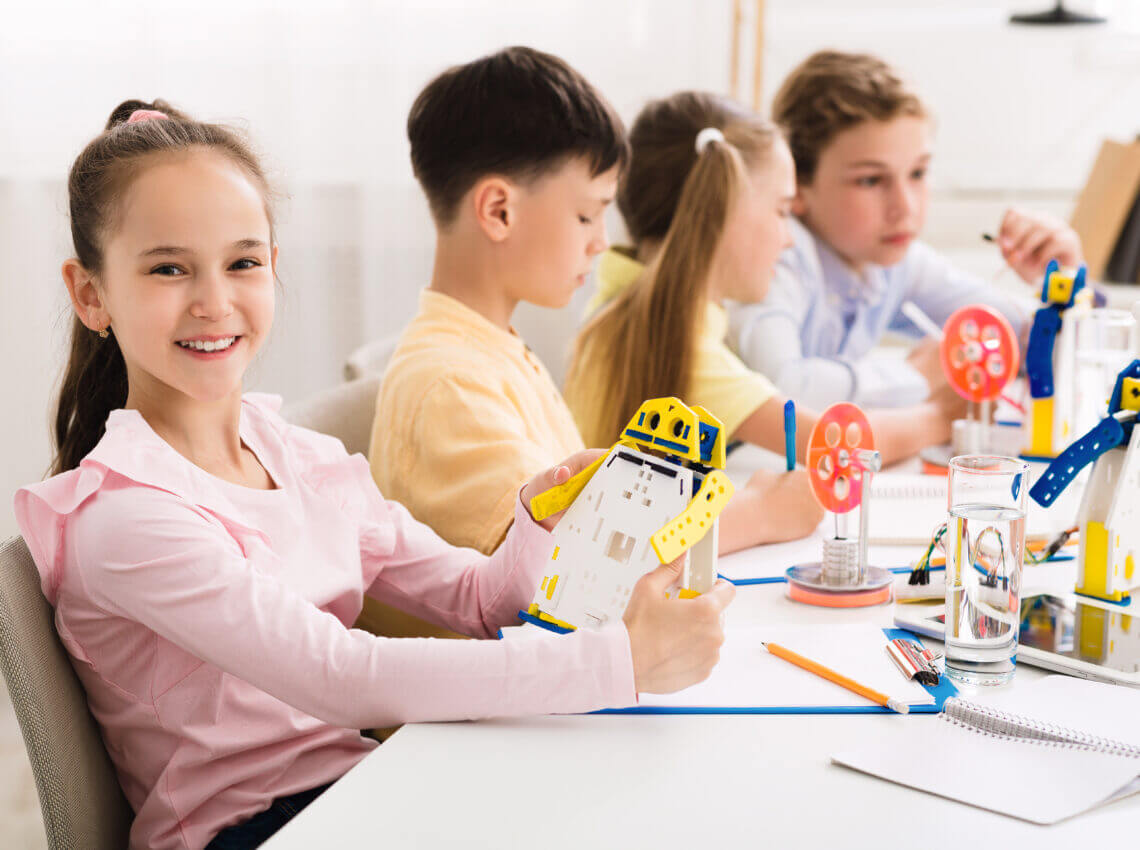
[530,445,705,630]
[1105,428,1140,598]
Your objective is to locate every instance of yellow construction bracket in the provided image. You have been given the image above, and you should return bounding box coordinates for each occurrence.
[650,470,734,563]
[529,451,608,521]
[1026,397,1055,457]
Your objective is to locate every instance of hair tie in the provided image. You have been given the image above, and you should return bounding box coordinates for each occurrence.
[126,109,169,124]
[694,127,725,155]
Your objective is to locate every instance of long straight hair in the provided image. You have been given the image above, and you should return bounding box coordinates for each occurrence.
[52,99,275,475]
[567,92,780,444]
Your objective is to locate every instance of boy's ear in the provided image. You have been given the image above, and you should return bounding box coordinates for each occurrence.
[791,184,809,218]
[62,258,111,332]
[471,176,514,242]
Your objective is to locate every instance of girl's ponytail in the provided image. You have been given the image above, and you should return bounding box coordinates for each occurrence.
[52,318,128,475]
[569,92,778,444]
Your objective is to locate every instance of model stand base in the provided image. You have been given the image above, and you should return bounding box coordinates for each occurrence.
[785,563,893,608]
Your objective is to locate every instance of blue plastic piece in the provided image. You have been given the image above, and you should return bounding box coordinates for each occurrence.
[1106,359,1140,422]
[517,609,574,634]
[697,420,720,464]
[1030,415,1125,507]
[1025,306,1062,398]
[783,399,796,472]
[1037,259,1059,303]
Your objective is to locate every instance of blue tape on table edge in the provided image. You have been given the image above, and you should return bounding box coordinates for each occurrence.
[594,627,957,715]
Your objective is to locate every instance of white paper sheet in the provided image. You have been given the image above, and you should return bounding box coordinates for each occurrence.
[639,624,933,710]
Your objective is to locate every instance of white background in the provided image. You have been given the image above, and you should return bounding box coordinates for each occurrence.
[3,0,1140,536]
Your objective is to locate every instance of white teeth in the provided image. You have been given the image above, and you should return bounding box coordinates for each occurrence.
[178,336,236,352]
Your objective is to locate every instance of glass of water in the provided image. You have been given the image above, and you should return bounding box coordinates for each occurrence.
[945,455,1029,685]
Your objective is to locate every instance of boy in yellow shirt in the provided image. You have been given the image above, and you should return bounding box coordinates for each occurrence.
[371,46,623,554]
[373,47,821,563]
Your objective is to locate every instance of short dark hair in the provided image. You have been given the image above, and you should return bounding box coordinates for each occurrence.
[407,46,628,225]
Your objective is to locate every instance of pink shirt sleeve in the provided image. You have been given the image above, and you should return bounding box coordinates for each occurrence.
[61,483,636,730]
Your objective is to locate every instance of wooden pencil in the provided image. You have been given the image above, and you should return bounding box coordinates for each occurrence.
[761,641,910,714]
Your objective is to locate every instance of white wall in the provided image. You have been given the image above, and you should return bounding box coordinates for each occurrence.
[2,0,1139,537]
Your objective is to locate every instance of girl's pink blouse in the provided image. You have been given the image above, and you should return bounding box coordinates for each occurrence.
[14,394,634,850]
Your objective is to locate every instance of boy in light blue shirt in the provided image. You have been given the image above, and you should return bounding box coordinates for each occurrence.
[729,51,1083,410]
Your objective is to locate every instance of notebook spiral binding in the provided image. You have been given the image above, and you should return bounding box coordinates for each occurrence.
[941,697,1140,759]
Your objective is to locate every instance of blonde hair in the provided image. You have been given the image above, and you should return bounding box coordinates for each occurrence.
[567,92,779,445]
[773,50,927,185]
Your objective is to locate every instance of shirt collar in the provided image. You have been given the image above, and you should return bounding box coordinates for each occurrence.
[418,288,529,358]
[82,394,286,540]
[800,219,889,305]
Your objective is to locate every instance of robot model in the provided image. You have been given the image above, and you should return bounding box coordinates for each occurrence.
[1023,259,1090,459]
[523,397,734,632]
[1030,359,1140,603]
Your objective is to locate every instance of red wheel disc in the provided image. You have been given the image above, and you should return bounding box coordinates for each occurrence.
[939,305,1019,402]
[807,402,875,514]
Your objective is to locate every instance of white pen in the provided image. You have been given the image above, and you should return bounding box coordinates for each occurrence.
[901,300,944,341]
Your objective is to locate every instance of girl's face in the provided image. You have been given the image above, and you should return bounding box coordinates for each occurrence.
[711,138,797,305]
[74,150,276,410]
[794,115,931,271]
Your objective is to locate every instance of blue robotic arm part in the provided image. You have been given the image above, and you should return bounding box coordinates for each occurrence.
[1029,359,1140,507]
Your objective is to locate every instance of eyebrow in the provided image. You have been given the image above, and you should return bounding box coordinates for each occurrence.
[139,238,268,258]
[845,154,932,170]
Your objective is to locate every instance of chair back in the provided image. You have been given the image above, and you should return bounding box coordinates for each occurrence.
[0,536,132,849]
[283,375,382,457]
[343,334,401,381]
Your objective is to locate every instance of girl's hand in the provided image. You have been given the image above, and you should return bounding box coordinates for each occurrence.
[997,208,1084,285]
[744,468,824,543]
[623,557,735,693]
[520,449,606,531]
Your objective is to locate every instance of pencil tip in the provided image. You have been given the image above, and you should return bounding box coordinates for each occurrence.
[888,699,910,715]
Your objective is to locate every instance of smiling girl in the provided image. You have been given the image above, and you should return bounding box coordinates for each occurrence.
[14,100,733,850]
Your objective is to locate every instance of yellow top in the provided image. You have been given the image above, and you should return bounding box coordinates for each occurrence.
[370,289,585,554]
[565,247,777,447]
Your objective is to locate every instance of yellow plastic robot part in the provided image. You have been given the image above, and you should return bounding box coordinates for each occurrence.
[689,404,727,469]
[677,588,701,600]
[526,602,577,632]
[1077,521,1129,603]
[1120,378,1140,413]
[1077,604,1108,661]
[650,470,735,564]
[621,397,703,464]
[1045,270,1075,306]
[528,451,608,521]
[1026,397,1055,457]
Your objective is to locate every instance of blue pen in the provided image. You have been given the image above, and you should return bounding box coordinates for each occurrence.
[783,399,796,471]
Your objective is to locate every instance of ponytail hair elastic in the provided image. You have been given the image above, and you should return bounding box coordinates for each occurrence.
[126,109,169,124]
[694,127,726,155]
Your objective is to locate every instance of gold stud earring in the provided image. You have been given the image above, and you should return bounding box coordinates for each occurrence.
[98,327,109,339]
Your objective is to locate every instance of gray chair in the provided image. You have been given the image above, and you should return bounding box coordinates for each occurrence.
[283,375,382,457]
[0,535,132,849]
[343,334,400,382]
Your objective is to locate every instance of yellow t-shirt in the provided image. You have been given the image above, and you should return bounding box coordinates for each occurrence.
[566,247,777,447]
[371,289,585,555]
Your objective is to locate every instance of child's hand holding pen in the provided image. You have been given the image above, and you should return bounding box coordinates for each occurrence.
[984,208,1084,285]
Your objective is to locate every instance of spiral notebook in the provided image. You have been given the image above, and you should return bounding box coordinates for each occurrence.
[832,676,1140,824]
[865,473,1082,545]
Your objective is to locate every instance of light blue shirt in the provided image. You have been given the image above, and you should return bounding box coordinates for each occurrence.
[727,218,1033,410]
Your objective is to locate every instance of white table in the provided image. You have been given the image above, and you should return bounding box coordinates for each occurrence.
[266,452,1136,849]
